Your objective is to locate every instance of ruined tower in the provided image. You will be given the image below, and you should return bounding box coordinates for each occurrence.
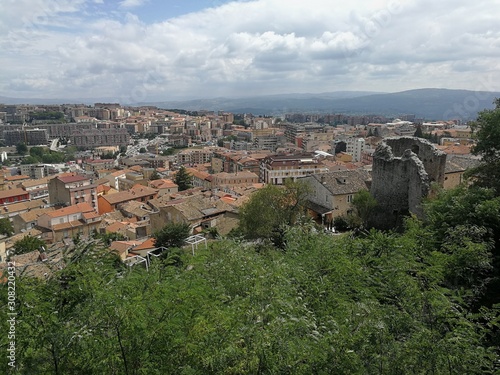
[370,137,447,229]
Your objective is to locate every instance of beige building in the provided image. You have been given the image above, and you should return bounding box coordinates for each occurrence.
[211,171,259,188]
[443,155,481,190]
[37,202,101,243]
[302,169,371,225]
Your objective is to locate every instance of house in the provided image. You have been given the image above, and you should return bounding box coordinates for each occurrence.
[37,202,102,243]
[148,179,178,197]
[21,177,50,201]
[97,185,158,214]
[117,200,158,238]
[12,207,55,234]
[0,187,30,206]
[444,155,481,190]
[82,158,116,174]
[302,169,371,225]
[150,194,238,235]
[0,199,47,220]
[109,239,146,261]
[185,168,212,189]
[128,238,157,257]
[48,174,97,210]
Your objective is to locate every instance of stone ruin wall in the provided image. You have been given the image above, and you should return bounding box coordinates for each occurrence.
[370,137,446,229]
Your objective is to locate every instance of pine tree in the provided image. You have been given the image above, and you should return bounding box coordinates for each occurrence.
[174,166,193,191]
[414,124,424,138]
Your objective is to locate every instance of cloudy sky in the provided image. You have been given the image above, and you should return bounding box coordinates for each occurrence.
[1,0,499,102]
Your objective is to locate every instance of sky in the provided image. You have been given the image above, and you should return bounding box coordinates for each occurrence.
[1,0,500,103]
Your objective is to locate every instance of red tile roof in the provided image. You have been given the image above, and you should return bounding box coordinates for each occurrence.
[58,175,89,183]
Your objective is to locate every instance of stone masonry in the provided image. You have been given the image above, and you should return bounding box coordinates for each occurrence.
[370,137,446,229]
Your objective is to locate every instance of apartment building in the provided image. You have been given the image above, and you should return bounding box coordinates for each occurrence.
[48,174,97,210]
[70,128,130,148]
[3,128,48,146]
[260,154,329,185]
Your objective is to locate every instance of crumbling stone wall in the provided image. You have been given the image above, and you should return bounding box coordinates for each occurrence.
[370,137,446,229]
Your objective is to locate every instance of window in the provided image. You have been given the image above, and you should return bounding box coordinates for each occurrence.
[347,195,353,203]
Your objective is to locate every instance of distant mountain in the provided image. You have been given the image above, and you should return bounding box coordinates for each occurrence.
[146,89,500,120]
[0,96,120,105]
[2,89,499,120]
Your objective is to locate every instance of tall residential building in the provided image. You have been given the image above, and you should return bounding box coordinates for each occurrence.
[70,128,130,148]
[345,137,366,162]
[48,175,97,210]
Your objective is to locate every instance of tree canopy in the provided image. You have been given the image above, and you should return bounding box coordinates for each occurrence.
[8,235,45,260]
[1,219,498,373]
[0,218,14,237]
[237,179,310,241]
[174,166,193,191]
[468,99,500,194]
[153,222,191,249]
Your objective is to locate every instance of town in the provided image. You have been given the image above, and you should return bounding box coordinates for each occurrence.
[0,102,479,275]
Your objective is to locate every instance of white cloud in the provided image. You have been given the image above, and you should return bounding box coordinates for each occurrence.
[1,0,500,100]
[119,0,148,8]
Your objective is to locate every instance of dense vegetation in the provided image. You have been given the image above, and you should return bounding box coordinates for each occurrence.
[1,204,500,374]
[20,146,66,164]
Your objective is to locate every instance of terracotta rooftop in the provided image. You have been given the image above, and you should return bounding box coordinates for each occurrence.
[0,187,28,199]
[5,175,30,181]
[46,202,95,218]
[58,175,89,183]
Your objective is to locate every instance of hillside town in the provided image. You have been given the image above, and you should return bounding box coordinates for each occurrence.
[0,102,480,274]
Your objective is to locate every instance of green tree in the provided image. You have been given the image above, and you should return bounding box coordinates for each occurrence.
[149,170,161,181]
[238,179,310,241]
[139,147,147,153]
[20,155,39,165]
[174,166,193,191]
[153,222,191,249]
[351,189,378,228]
[96,231,127,246]
[29,146,46,160]
[414,124,424,138]
[8,235,45,260]
[16,142,28,155]
[0,218,14,237]
[468,99,500,194]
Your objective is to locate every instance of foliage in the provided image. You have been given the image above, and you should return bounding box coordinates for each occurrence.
[95,231,127,246]
[423,185,500,308]
[153,222,191,249]
[149,170,161,180]
[217,135,238,147]
[0,218,14,237]
[351,189,377,228]
[238,179,310,240]
[139,147,147,153]
[174,166,193,191]
[161,147,175,156]
[413,124,424,138]
[468,98,500,194]
[18,146,65,164]
[100,152,115,159]
[16,143,28,155]
[333,215,350,231]
[29,111,65,121]
[8,235,45,260]
[1,225,498,373]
